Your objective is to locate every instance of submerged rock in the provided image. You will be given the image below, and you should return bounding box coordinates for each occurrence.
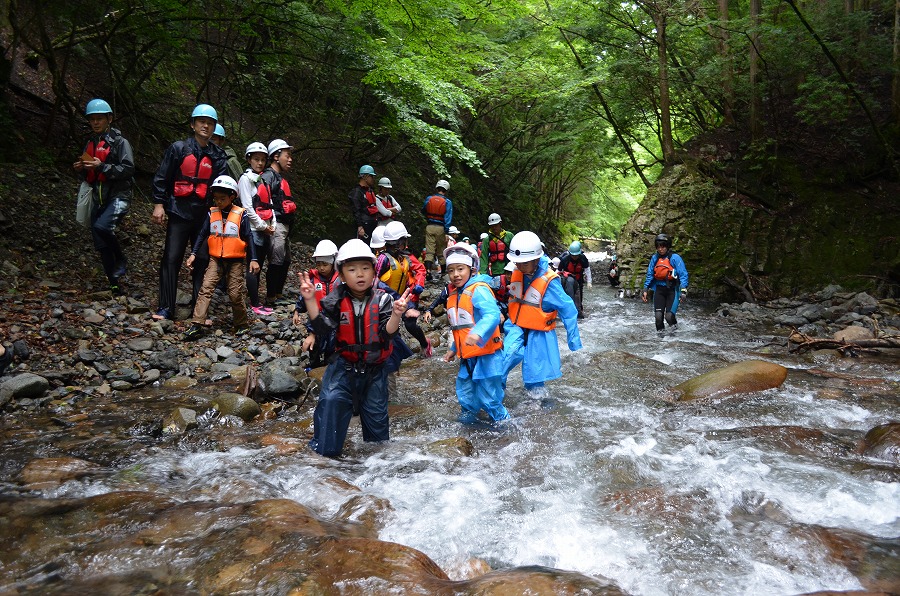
[18,457,101,489]
[672,359,788,401]
[209,392,261,422]
[857,422,900,463]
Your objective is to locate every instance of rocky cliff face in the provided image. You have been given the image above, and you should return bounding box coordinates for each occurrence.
[614,155,900,300]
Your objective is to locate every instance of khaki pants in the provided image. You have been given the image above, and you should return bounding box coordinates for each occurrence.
[192,257,249,328]
[424,224,445,264]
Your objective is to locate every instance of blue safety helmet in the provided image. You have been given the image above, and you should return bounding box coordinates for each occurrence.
[569,241,582,255]
[214,123,225,138]
[191,103,218,122]
[85,98,112,115]
[359,165,376,177]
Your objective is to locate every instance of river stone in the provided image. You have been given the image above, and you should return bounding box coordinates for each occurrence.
[127,338,155,352]
[210,393,261,422]
[163,376,197,390]
[424,437,475,457]
[18,457,100,488]
[801,525,900,594]
[834,325,874,343]
[335,493,395,535]
[77,348,99,363]
[107,368,142,383]
[775,314,809,326]
[204,347,219,362]
[110,380,133,391]
[162,407,198,434]
[796,304,825,321]
[149,349,180,371]
[256,359,305,398]
[216,345,235,360]
[125,297,149,314]
[672,360,788,401]
[0,373,50,408]
[848,292,879,315]
[857,423,900,463]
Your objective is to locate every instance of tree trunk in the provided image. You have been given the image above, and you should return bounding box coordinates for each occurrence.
[654,9,676,164]
[893,0,900,126]
[749,0,763,141]
[718,0,735,126]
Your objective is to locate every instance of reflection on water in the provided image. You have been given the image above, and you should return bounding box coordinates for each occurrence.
[2,285,898,595]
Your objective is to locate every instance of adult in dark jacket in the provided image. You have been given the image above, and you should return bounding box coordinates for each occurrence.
[558,241,592,319]
[150,103,227,320]
[74,98,134,295]
[349,165,378,240]
[253,139,297,302]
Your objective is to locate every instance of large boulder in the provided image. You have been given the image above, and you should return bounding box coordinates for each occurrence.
[672,360,788,401]
[857,422,900,463]
[0,373,50,408]
[209,393,261,422]
[256,357,307,400]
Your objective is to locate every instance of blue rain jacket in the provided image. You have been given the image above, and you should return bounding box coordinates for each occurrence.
[643,251,689,314]
[503,255,582,386]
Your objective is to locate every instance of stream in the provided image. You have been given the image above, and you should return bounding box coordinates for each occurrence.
[1,283,898,595]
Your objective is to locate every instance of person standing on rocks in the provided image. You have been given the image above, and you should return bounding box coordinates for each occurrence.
[183,176,259,340]
[479,213,513,279]
[503,231,582,391]
[150,103,228,320]
[293,239,340,368]
[253,139,297,305]
[641,233,689,332]
[239,142,277,315]
[558,241,592,319]
[299,239,410,457]
[349,165,378,240]
[421,179,452,281]
[374,177,402,227]
[74,98,134,296]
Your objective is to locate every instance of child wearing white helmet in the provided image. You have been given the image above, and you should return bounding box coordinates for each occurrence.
[442,243,509,423]
[293,239,340,367]
[183,175,260,340]
[239,141,277,315]
[298,239,411,457]
[503,231,581,391]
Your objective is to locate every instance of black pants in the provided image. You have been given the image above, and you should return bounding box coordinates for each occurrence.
[91,196,129,284]
[158,213,208,313]
[562,275,584,317]
[653,285,678,331]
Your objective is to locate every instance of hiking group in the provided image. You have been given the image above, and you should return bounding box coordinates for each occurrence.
[71,98,689,458]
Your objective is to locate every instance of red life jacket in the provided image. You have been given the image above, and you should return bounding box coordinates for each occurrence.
[653,255,675,281]
[563,256,585,279]
[496,274,509,303]
[366,191,392,219]
[207,207,247,259]
[309,268,339,307]
[254,173,296,219]
[424,194,447,223]
[84,138,111,184]
[334,292,393,365]
[173,153,214,200]
[488,234,508,264]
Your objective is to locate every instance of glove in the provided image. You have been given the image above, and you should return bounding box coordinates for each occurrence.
[413,284,424,295]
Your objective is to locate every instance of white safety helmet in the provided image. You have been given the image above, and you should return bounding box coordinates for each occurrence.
[245,142,268,158]
[487,213,502,226]
[508,231,544,263]
[480,232,488,240]
[383,220,411,242]
[504,260,516,273]
[435,179,450,191]
[336,238,376,267]
[551,257,561,270]
[312,239,339,262]
[267,138,293,157]
[444,243,479,268]
[448,225,460,235]
[210,175,239,194]
[377,177,393,189]
[370,226,386,249]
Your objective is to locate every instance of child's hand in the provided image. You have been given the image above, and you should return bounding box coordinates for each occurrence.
[392,288,412,316]
[443,350,456,362]
[292,310,302,327]
[298,271,316,301]
[186,254,196,270]
[464,333,481,347]
[73,160,84,171]
[249,261,260,275]
[302,333,316,352]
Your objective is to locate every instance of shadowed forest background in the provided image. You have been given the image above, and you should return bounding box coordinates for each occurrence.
[1,0,899,296]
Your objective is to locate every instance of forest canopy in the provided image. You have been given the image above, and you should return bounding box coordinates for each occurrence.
[2,0,898,241]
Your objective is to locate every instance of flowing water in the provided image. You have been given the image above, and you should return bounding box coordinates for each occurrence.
[1,284,899,594]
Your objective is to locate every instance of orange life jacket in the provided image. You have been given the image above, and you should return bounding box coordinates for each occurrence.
[310,268,339,307]
[424,194,447,223]
[653,255,675,281]
[508,268,559,330]
[487,233,508,264]
[84,138,111,184]
[335,292,393,365]
[447,282,503,359]
[173,153,214,200]
[207,207,247,259]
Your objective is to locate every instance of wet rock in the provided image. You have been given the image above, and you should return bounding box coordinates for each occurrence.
[126,338,154,352]
[0,373,50,408]
[424,437,476,457]
[141,369,161,383]
[335,493,395,535]
[162,376,198,390]
[799,525,900,594]
[672,360,788,401]
[107,368,142,384]
[210,393,261,422]
[110,380,134,391]
[18,457,101,488]
[834,325,874,343]
[256,358,305,399]
[162,407,198,434]
[149,348,179,371]
[857,423,900,463]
